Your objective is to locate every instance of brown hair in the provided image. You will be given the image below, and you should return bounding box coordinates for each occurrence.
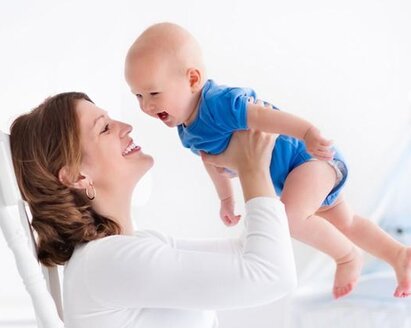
[10,92,121,267]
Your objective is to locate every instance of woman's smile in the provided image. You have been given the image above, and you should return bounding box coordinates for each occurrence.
[122,140,141,156]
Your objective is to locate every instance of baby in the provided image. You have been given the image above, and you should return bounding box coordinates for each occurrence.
[124,22,411,299]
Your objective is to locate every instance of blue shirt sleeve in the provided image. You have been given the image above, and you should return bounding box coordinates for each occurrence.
[205,85,256,132]
[177,81,259,156]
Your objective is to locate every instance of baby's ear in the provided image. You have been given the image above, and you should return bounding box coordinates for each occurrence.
[187,68,202,92]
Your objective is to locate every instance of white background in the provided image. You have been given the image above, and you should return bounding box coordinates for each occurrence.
[1,0,411,327]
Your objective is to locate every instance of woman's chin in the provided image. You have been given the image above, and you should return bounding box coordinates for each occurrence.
[135,156,154,180]
[133,151,154,168]
[144,154,155,170]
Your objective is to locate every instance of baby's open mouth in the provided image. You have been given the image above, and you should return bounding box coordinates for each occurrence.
[157,111,169,121]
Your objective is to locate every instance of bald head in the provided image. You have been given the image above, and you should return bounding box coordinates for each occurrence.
[125,23,205,78]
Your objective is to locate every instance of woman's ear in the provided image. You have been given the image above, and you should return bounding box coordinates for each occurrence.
[187,68,202,93]
[58,166,90,190]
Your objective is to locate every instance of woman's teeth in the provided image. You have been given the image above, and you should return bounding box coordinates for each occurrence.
[122,142,140,156]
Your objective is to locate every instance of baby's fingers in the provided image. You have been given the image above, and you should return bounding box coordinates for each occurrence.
[320,138,333,147]
[317,144,334,154]
[223,214,241,226]
[315,154,334,161]
[220,215,233,226]
[231,215,241,225]
[312,148,334,161]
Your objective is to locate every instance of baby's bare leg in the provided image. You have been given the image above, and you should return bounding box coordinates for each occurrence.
[318,197,411,297]
[281,160,362,299]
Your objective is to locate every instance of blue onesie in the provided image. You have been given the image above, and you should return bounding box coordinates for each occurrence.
[177,80,348,206]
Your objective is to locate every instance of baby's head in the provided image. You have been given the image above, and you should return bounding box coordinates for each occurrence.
[125,22,206,127]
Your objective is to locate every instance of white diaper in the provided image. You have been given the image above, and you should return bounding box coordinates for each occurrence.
[309,158,344,188]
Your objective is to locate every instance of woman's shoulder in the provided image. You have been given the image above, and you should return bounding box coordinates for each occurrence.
[67,230,174,269]
[89,229,172,252]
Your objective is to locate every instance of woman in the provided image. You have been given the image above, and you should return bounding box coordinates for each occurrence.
[10,92,297,328]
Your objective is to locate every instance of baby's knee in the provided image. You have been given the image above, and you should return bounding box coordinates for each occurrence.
[333,216,355,233]
[286,211,313,238]
[284,203,312,223]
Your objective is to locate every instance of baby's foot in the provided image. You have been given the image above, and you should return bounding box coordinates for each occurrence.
[393,247,411,297]
[333,247,363,299]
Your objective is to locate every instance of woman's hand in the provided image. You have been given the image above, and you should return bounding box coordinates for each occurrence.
[201,120,278,201]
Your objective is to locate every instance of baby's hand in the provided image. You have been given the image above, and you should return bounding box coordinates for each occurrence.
[220,196,241,226]
[303,126,334,161]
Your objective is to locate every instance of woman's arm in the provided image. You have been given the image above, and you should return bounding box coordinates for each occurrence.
[84,197,296,310]
[83,129,297,310]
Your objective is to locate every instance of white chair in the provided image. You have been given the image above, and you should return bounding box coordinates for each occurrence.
[0,130,64,328]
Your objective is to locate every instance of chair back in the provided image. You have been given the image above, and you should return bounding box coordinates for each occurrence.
[0,130,64,328]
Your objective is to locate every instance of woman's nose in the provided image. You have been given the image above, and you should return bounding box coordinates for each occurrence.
[119,122,132,137]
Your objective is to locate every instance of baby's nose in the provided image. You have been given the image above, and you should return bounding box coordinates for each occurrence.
[142,101,156,114]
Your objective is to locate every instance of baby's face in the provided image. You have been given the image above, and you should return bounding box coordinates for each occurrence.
[126,55,196,128]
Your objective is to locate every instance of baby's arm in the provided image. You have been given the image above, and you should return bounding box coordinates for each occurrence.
[247,102,334,160]
[203,161,241,226]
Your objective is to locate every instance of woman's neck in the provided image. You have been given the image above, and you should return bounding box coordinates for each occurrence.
[92,189,135,235]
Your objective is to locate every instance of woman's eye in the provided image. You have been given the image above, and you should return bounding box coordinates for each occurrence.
[100,124,110,134]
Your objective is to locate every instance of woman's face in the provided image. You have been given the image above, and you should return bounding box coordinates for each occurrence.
[75,99,153,194]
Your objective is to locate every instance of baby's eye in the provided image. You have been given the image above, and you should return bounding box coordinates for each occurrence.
[100,123,110,134]
[135,94,142,99]
[150,92,159,96]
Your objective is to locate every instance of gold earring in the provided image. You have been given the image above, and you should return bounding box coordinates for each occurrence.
[85,182,96,200]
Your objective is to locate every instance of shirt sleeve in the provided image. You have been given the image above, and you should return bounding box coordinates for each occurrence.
[173,236,243,255]
[83,197,297,310]
[207,87,254,132]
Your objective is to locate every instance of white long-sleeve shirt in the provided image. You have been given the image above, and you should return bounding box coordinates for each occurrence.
[63,197,297,328]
